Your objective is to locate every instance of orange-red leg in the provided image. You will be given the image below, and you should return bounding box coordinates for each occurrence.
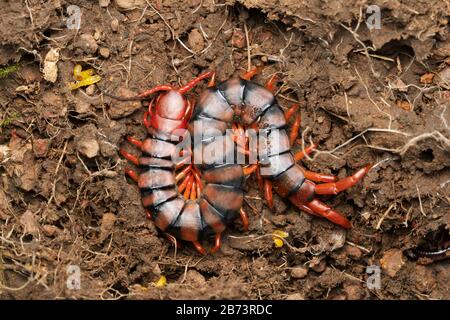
[243,164,259,176]
[126,136,143,148]
[207,72,216,88]
[302,169,337,183]
[265,74,277,92]
[178,173,192,193]
[264,179,274,209]
[125,168,139,183]
[143,111,151,128]
[239,207,249,231]
[210,233,222,253]
[284,104,299,121]
[120,149,139,166]
[192,241,207,255]
[178,71,214,94]
[136,84,174,99]
[294,143,317,161]
[315,164,372,195]
[305,199,352,229]
[289,114,301,145]
[241,66,263,80]
[146,209,153,220]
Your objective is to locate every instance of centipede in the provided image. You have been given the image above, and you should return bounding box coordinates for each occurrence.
[108,67,372,254]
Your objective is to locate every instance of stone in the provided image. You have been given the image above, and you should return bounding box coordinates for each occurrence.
[99,0,110,7]
[77,138,99,158]
[115,0,145,10]
[108,87,142,119]
[99,47,110,58]
[188,29,205,53]
[380,249,404,277]
[74,34,98,54]
[291,266,308,279]
[33,139,50,158]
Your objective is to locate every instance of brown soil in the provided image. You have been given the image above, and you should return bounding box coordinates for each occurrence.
[0,0,449,300]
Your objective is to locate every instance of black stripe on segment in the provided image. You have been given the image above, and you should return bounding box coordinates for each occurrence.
[259,151,294,179]
[191,88,233,123]
[257,103,287,131]
[152,197,185,232]
[141,187,178,210]
[141,137,177,159]
[258,129,291,159]
[241,81,275,125]
[188,115,228,141]
[138,168,175,191]
[199,198,228,236]
[203,184,243,217]
[167,201,205,241]
[272,165,306,198]
[202,164,244,188]
[138,157,174,170]
[217,78,245,106]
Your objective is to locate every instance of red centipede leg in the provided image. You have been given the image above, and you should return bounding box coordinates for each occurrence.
[294,143,317,161]
[239,207,249,231]
[120,149,139,166]
[243,164,259,176]
[143,111,151,128]
[210,233,222,253]
[302,170,337,183]
[298,204,319,216]
[177,174,192,193]
[315,164,372,195]
[284,104,299,121]
[124,168,139,183]
[264,179,274,209]
[126,136,143,148]
[136,84,174,99]
[241,66,263,81]
[192,241,207,255]
[146,209,153,220]
[178,71,214,94]
[305,199,352,229]
[265,74,277,92]
[183,175,194,199]
[207,71,216,88]
[289,114,301,145]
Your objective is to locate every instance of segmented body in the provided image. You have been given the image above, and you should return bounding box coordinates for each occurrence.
[138,77,316,243]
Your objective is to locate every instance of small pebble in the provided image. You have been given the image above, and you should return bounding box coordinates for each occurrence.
[99,0,110,7]
[32,139,50,158]
[380,249,404,277]
[85,85,96,95]
[291,266,308,279]
[99,47,110,58]
[77,138,99,158]
[188,28,205,53]
[111,19,119,32]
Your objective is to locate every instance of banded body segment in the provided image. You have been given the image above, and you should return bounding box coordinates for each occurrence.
[153,197,185,231]
[193,88,234,122]
[203,164,244,188]
[168,202,204,241]
[203,184,243,220]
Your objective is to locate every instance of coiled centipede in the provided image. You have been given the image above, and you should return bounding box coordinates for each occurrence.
[112,68,372,254]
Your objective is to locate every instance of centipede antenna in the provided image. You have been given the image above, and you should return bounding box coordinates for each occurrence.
[178,71,214,93]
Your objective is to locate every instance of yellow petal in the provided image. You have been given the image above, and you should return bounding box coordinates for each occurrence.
[273,238,284,248]
[154,275,167,288]
[272,230,289,238]
[73,64,82,78]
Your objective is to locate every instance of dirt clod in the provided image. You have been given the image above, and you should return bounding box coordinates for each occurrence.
[291,266,308,279]
[77,138,99,158]
[108,88,142,119]
[380,249,405,277]
[74,34,98,54]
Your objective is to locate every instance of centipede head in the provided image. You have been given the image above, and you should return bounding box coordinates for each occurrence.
[155,90,189,120]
